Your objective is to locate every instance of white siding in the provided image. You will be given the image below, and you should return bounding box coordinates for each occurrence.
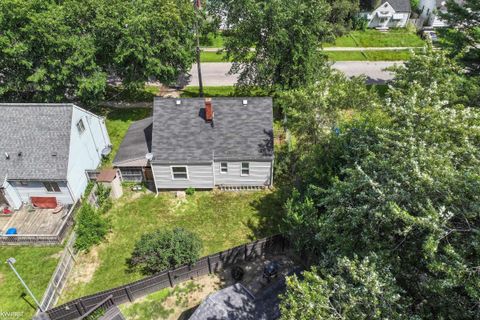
[361,2,410,28]
[2,181,22,209]
[9,181,73,205]
[214,161,272,187]
[152,164,214,189]
[67,106,111,200]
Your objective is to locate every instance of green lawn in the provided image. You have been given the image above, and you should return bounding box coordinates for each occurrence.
[200,51,231,62]
[324,29,425,47]
[90,107,151,167]
[0,246,62,318]
[181,86,268,98]
[60,190,282,302]
[200,33,226,48]
[325,49,414,61]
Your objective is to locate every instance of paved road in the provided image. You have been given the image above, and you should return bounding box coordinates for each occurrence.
[188,62,402,86]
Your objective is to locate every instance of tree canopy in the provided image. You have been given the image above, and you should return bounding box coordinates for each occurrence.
[0,0,196,104]
[209,0,358,91]
[279,51,480,319]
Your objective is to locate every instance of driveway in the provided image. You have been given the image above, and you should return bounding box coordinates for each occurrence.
[188,61,402,86]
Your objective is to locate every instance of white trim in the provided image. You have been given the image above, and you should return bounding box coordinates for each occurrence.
[150,163,159,196]
[241,162,250,176]
[170,166,189,180]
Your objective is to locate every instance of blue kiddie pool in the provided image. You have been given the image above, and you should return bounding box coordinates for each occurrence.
[6,228,17,235]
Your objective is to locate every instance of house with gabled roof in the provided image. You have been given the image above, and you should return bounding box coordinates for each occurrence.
[360,0,412,29]
[0,104,111,210]
[113,97,274,190]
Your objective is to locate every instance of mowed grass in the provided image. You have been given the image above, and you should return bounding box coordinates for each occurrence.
[200,51,231,62]
[181,86,268,98]
[60,190,282,301]
[325,49,414,61]
[0,246,62,317]
[91,107,151,167]
[324,29,425,47]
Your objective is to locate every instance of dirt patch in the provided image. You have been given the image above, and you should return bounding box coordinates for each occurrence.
[66,246,100,285]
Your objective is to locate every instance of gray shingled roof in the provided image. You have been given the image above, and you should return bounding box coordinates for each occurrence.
[152,98,274,164]
[382,0,411,12]
[113,117,152,165]
[0,104,73,180]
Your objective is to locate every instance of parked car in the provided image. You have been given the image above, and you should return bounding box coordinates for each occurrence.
[423,30,439,43]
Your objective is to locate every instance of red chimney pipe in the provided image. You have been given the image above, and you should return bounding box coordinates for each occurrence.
[205,98,213,122]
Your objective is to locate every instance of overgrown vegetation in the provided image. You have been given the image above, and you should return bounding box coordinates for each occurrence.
[129,228,203,274]
[74,202,110,251]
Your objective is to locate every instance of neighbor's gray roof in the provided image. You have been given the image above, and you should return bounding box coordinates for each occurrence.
[382,0,411,12]
[189,280,285,320]
[152,98,274,164]
[113,117,152,166]
[0,104,73,180]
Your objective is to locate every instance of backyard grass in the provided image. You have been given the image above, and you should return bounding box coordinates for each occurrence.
[60,190,282,302]
[324,29,425,47]
[0,246,62,318]
[200,51,231,62]
[325,49,415,61]
[92,107,151,167]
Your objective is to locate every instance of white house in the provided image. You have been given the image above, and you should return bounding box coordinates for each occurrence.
[0,104,111,210]
[360,0,412,29]
[113,98,274,190]
[419,0,464,28]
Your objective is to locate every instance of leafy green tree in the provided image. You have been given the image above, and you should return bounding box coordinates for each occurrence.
[211,0,354,91]
[75,203,110,251]
[282,80,480,318]
[129,228,203,274]
[440,0,480,73]
[0,0,196,103]
[388,45,479,107]
[280,255,409,320]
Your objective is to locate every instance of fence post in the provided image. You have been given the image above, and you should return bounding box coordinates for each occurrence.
[167,271,174,287]
[207,256,212,274]
[125,286,134,302]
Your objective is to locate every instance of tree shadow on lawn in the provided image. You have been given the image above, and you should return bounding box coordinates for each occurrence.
[246,190,286,240]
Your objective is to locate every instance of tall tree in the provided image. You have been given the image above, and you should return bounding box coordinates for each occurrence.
[0,0,196,103]
[440,0,480,73]
[282,80,480,318]
[211,0,357,91]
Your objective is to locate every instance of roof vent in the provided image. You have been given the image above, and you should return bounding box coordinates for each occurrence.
[52,152,57,157]
[205,98,214,122]
[5,152,9,160]
[176,99,181,105]
[242,99,248,105]
[17,152,22,157]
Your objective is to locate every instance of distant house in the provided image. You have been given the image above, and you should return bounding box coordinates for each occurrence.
[419,0,463,28]
[113,97,274,190]
[0,104,111,210]
[360,0,412,29]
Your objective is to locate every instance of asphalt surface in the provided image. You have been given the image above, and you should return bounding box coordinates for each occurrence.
[188,61,402,86]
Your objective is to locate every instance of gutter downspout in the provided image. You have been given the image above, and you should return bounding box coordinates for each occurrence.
[66,180,77,203]
[270,159,274,188]
[149,161,159,197]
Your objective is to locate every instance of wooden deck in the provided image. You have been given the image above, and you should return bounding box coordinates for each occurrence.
[0,206,70,235]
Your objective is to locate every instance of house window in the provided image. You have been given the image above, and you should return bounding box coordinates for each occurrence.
[171,166,188,180]
[241,162,250,176]
[43,182,61,192]
[76,119,86,134]
[220,162,228,174]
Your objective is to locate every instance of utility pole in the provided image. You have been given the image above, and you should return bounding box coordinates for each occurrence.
[194,0,204,97]
[6,257,44,312]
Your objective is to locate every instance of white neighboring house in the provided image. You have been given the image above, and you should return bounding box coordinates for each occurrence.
[360,0,412,29]
[0,104,111,210]
[419,0,464,28]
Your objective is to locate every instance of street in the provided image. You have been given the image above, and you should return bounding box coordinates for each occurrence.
[188,61,402,86]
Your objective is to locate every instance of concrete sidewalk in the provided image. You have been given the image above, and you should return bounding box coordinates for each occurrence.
[201,47,421,52]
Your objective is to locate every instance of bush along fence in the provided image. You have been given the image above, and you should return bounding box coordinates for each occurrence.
[41,234,289,320]
[37,232,78,313]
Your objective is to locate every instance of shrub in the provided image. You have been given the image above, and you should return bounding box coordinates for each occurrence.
[129,228,203,274]
[96,184,113,213]
[185,187,196,196]
[74,203,110,251]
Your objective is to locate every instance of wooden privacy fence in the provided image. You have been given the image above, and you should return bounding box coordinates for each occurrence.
[38,232,78,313]
[44,234,288,320]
